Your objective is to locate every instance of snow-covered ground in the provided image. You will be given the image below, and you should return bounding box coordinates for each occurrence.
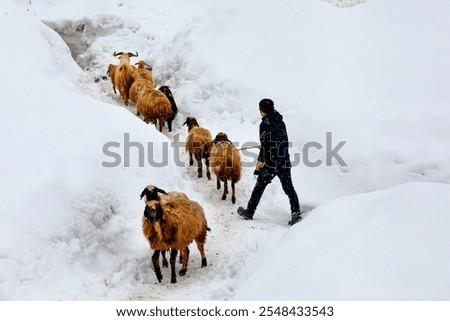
[1,0,449,300]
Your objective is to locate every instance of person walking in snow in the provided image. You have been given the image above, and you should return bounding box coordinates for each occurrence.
[238,98,302,226]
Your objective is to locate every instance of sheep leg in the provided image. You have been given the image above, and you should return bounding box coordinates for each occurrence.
[161,250,168,268]
[179,246,190,277]
[189,153,194,166]
[205,158,211,180]
[216,178,221,190]
[231,179,236,204]
[158,119,163,132]
[169,248,178,284]
[197,160,203,178]
[151,250,163,283]
[195,240,207,268]
[168,120,173,132]
[222,179,228,200]
[179,246,189,264]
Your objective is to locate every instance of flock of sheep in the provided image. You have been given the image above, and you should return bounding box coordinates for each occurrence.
[107,51,177,132]
[106,51,243,283]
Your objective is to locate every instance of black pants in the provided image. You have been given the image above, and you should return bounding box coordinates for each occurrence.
[247,166,300,214]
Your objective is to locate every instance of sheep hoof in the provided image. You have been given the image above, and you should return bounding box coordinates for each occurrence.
[207,173,211,180]
[155,270,163,283]
[162,260,168,268]
[221,195,226,200]
[189,160,194,166]
[171,278,177,284]
[179,269,187,277]
[231,196,236,204]
[202,258,207,268]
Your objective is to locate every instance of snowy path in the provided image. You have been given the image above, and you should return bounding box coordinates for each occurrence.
[128,165,288,300]
[90,90,290,300]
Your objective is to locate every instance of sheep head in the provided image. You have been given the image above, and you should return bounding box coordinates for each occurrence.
[144,200,164,223]
[213,132,229,143]
[182,117,199,131]
[106,64,116,76]
[135,60,152,70]
[113,51,139,63]
[113,51,139,57]
[140,185,168,201]
[158,86,173,98]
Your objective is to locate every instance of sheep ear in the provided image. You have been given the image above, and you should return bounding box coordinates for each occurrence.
[140,188,149,200]
[156,187,167,195]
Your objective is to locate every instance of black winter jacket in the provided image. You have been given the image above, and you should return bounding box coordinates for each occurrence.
[258,111,292,169]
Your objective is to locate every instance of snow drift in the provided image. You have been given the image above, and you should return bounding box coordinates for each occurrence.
[235,182,450,300]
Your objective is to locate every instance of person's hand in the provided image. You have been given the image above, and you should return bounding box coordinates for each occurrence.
[256,162,265,170]
[254,162,264,176]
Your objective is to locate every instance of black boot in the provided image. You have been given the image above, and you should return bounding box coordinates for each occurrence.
[288,211,302,226]
[237,207,254,220]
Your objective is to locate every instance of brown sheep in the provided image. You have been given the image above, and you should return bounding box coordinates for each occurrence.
[133,60,154,83]
[209,132,242,204]
[113,51,138,106]
[141,191,210,283]
[129,78,153,104]
[139,185,176,269]
[183,117,212,180]
[106,64,117,94]
[136,87,173,132]
[129,60,154,104]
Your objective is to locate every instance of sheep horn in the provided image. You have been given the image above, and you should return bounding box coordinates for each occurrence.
[156,187,168,195]
[129,52,139,57]
[113,51,123,56]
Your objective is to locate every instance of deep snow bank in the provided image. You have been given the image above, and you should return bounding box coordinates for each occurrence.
[0,0,193,299]
[235,182,450,300]
[154,0,450,205]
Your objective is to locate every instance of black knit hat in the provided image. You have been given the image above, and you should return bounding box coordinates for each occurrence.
[259,98,275,114]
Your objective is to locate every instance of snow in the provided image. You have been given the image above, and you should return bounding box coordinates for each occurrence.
[1,0,449,301]
[235,182,450,300]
